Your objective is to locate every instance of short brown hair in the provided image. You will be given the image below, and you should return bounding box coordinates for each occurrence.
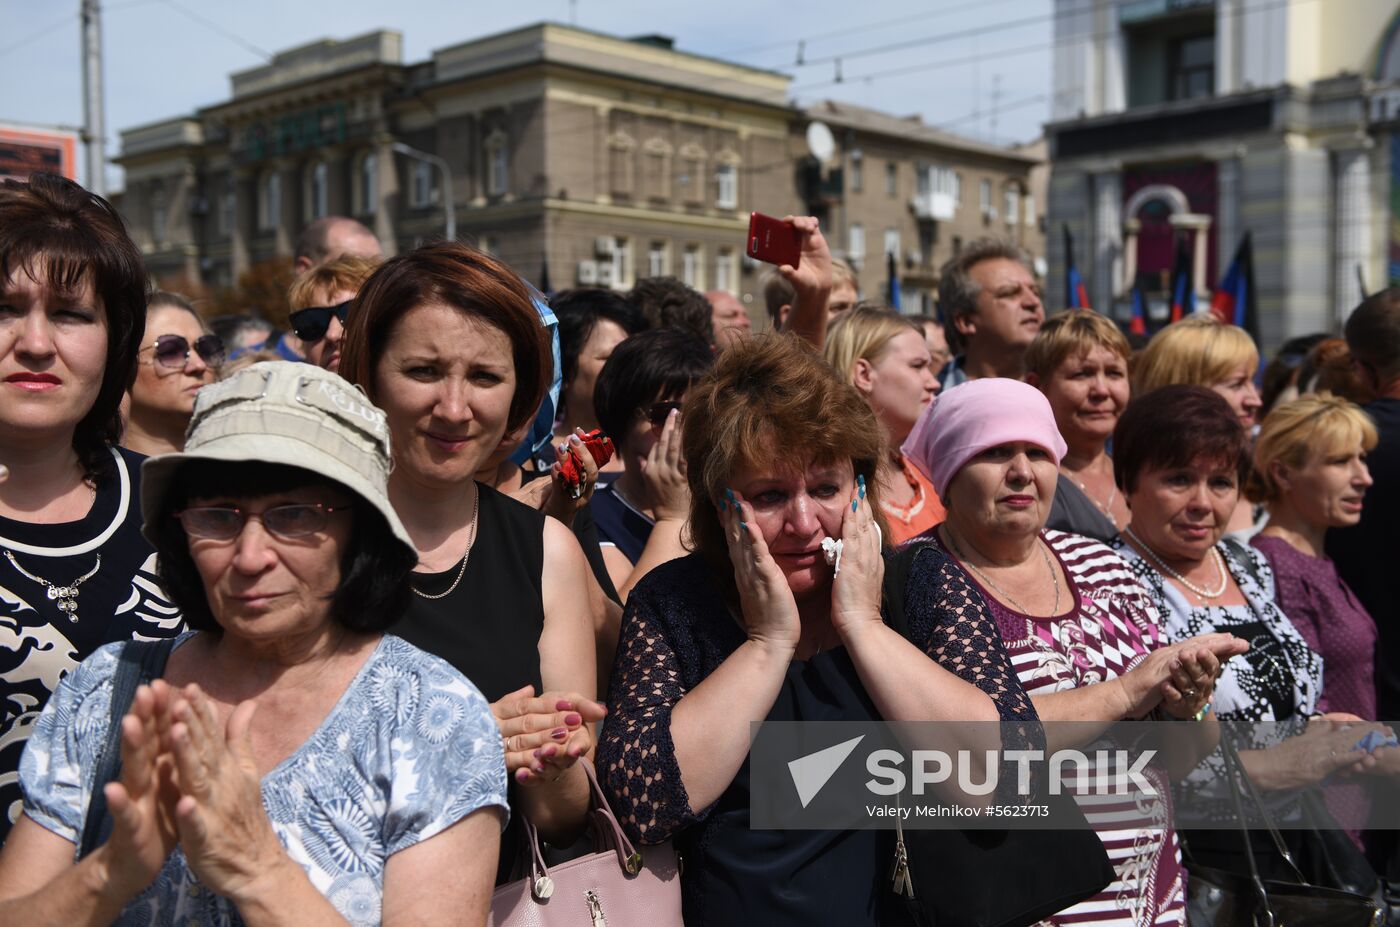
[0,173,149,482]
[1345,287,1400,383]
[1245,393,1378,504]
[683,332,886,577]
[762,269,794,327]
[287,254,381,311]
[1113,384,1250,495]
[937,238,1033,352]
[1024,309,1131,381]
[338,241,551,436]
[1132,316,1258,395]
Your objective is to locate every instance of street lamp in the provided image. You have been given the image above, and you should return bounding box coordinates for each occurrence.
[391,142,456,242]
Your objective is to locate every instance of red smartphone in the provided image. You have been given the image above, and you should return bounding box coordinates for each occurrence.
[747,212,801,268]
[559,429,615,500]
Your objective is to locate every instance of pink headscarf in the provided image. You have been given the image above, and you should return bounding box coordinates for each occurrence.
[902,378,1068,498]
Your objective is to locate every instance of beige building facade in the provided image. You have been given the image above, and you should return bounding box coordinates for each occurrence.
[115,23,1043,322]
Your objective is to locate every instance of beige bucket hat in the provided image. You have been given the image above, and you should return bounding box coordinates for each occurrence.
[140,361,414,557]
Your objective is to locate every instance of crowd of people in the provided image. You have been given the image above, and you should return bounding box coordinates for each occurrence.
[1,170,1398,926]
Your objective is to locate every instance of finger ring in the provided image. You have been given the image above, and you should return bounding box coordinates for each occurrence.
[1184,688,1197,699]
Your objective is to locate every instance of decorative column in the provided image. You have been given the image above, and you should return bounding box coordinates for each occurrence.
[276,158,298,258]
[1091,170,1122,312]
[1122,218,1140,295]
[1333,145,1373,326]
[231,167,252,278]
[374,133,398,257]
[1170,213,1213,302]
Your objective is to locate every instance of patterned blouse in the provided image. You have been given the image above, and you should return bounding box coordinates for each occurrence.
[20,633,509,927]
[927,528,1186,927]
[1113,539,1323,825]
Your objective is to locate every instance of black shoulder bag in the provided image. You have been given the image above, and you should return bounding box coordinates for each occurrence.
[880,541,1115,927]
[78,638,176,859]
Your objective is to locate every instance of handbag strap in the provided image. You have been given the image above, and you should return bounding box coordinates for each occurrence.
[521,758,644,886]
[1219,729,1306,883]
[78,638,176,859]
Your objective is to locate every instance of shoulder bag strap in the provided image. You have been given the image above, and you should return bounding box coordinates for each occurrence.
[78,637,176,859]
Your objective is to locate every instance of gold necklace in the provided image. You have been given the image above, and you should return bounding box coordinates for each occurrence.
[411,487,480,600]
[943,527,1060,617]
[1123,525,1228,599]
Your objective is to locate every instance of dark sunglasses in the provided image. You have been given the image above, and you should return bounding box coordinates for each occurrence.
[644,400,684,427]
[145,333,225,369]
[290,300,352,343]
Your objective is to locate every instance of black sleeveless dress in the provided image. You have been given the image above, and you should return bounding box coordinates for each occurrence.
[392,482,545,704]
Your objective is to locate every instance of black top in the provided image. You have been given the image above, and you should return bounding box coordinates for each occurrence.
[1327,396,1400,719]
[1046,473,1118,543]
[598,550,1039,926]
[0,446,183,841]
[590,483,654,565]
[519,470,620,604]
[392,482,546,705]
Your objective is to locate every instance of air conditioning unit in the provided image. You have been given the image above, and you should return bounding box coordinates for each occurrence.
[594,262,617,288]
[577,260,599,285]
[594,236,616,258]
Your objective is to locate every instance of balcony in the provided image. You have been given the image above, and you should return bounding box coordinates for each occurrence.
[910,191,955,221]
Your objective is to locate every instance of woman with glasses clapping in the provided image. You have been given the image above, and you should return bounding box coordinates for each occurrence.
[122,291,223,456]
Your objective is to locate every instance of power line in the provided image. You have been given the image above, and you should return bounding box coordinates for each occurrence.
[154,0,273,62]
[0,11,75,56]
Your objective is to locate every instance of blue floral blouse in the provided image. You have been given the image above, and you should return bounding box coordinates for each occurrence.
[19,632,509,926]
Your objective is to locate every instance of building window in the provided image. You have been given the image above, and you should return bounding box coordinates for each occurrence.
[849,149,863,193]
[1024,193,1036,227]
[1169,34,1215,101]
[609,135,635,196]
[918,165,960,203]
[682,245,703,289]
[305,161,328,221]
[715,163,737,209]
[1004,187,1020,225]
[356,151,377,216]
[680,146,705,204]
[410,159,434,208]
[479,235,498,257]
[885,162,898,196]
[848,223,865,264]
[643,140,671,200]
[716,248,735,293]
[486,130,509,197]
[647,241,668,278]
[884,229,901,259]
[218,180,235,236]
[979,179,993,218]
[610,236,631,289]
[257,170,280,231]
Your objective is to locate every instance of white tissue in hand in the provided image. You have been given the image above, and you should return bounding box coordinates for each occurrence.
[821,536,844,575]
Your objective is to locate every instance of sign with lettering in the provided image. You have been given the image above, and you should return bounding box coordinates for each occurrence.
[0,124,78,182]
[242,103,347,162]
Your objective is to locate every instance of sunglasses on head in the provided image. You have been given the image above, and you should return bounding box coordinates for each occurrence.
[290,300,352,343]
[644,400,684,427]
[146,333,225,370]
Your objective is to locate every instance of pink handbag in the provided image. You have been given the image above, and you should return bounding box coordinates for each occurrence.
[488,759,684,927]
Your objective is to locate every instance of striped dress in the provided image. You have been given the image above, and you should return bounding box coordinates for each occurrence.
[918,528,1187,927]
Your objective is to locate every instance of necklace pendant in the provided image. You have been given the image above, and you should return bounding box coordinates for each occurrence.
[57,596,79,620]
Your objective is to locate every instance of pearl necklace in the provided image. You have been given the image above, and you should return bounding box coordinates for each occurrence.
[1123,525,1228,599]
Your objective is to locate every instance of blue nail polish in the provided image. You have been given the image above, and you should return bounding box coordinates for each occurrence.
[852,499,858,512]
[739,521,748,531]
[858,474,866,499]
[725,488,736,504]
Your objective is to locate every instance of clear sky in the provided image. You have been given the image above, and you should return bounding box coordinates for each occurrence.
[0,0,1054,190]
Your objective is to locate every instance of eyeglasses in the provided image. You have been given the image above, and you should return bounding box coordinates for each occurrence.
[643,400,684,427]
[174,502,350,541]
[143,333,225,370]
[290,301,352,343]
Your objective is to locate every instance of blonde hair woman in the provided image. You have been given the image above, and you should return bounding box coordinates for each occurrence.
[823,306,943,542]
[1134,317,1262,533]
[1025,310,1133,540]
[1247,393,1379,720]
